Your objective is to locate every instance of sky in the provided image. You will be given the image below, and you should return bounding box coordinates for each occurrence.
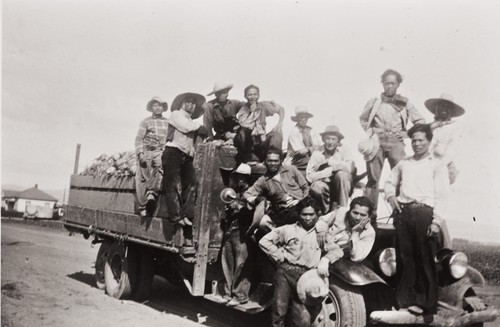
[2,0,500,242]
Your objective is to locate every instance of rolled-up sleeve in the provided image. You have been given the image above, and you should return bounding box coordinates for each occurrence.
[384,162,402,200]
[169,111,200,133]
[259,228,285,263]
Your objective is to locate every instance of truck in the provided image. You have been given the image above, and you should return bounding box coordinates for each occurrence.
[64,142,498,326]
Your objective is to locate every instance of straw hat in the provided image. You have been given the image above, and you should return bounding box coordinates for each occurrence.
[232,163,251,176]
[358,133,380,162]
[207,82,233,96]
[296,269,329,306]
[320,125,344,140]
[425,93,465,117]
[170,92,206,120]
[146,97,168,112]
[291,106,314,122]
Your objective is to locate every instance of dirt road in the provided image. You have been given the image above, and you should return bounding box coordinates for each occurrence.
[1,222,268,327]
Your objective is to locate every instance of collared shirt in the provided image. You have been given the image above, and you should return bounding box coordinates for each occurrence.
[287,125,322,153]
[243,165,309,207]
[306,147,354,184]
[359,97,425,133]
[135,115,169,155]
[236,101,282,135]
[259,222,344,268]
[203,99,245,137]
[316,207,376,262]
[430,120,458,164]
[164,110,201,157]
[384,154,449,224]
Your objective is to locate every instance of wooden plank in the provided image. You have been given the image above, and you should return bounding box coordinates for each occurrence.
[70,174,135,190]
[65,206,96,226]
[67,189,136,213]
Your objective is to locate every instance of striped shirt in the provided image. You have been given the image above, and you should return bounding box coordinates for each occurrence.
[135,115,170,155]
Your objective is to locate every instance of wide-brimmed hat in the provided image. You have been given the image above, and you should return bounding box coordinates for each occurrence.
[358,133,380,162]
[320,125,344,140]
[146,97,168,112]
[425,94,465,117]
[207,82,233,96]
[231,163,251,176]
[291,106,314,122]
[171,92,206,120]
[296,269,329,306]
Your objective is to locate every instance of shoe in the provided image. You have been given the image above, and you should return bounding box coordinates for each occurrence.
[408,305,424,315]
[227,298,248,306]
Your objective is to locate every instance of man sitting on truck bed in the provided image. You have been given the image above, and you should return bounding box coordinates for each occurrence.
[162,93,210,232]
[135,97,169,217]
[243,147,309,235]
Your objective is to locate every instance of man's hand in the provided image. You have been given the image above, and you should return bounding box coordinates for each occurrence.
[387,196,402,213]
[138,153,147,168]
[427,223,440,238]
[317,231,328,248]
[352,217,370,232]
[317,257,330,277]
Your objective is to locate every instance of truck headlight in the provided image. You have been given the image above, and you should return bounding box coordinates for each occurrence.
[447,252,468,279]
[379,248,397,277]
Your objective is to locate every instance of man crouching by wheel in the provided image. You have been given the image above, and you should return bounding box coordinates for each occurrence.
[259,196,344,327]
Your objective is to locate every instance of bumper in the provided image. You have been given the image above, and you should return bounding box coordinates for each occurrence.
[370,307,498,326]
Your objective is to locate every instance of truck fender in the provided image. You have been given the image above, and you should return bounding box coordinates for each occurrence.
[329,258,387,286]
[439,266,485,307]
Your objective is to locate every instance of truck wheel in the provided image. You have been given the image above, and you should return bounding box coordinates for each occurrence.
[315,279,366,327]
[95,239,112,290]
[131,247,155,302]
[104,241,137,299]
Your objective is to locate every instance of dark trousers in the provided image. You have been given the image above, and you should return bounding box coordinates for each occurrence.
[221,228,253,301]
[272,263,321,327]
[162,147,196,223]
[393,204,438,313]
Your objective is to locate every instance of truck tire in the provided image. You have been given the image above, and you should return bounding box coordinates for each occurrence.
[95,239,112,290]
[315,279,366,327]
[131,246,155,302]
[104,241,137,299]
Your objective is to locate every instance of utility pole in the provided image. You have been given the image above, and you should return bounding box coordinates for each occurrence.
[73,144,81,175]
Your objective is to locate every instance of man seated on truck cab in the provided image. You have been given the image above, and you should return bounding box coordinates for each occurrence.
[243,147,309,235]
[316,196,376,263]
[162,93,210,231]
[259,196,344,327]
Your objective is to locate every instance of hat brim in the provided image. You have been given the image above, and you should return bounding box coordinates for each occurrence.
[291,113,314,122]
[171,92,206,120]
[207,85,233,96]
[320,131,344,140]
[425,98,465,117]
[146,99,168,112]
[358,134,380,162]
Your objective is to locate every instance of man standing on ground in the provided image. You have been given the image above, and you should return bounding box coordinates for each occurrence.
[360,69,425,218]
[259,196,344,327]
[384,123,449,315]
[307,125,355,213]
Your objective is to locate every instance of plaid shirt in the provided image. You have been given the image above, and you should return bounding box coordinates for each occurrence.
[135,115,169,155]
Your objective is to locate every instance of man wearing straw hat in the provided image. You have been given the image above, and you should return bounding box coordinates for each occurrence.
[359,69,426,216]
[162,93,209,231]
[306,125,355,213]
[203,82,245,143]
[426,93,465,184]
[285,106,322,176]
[135,97,169,217]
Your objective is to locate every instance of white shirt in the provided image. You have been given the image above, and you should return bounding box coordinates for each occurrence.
[165,110,201,157]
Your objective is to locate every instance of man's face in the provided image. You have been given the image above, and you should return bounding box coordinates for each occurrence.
[435,102,454,121]
[231,175,250,193]
[182,100,196,116]
[215,90,229,102]
[323,135,340,152]
[298,206,319,231]
[245,88,260,105]
[265,153,282,174]
[382,74,400,97]
[348,204,370,227]
[151,102,164,115]
[411,131,430,157]
[297,115,309,128]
